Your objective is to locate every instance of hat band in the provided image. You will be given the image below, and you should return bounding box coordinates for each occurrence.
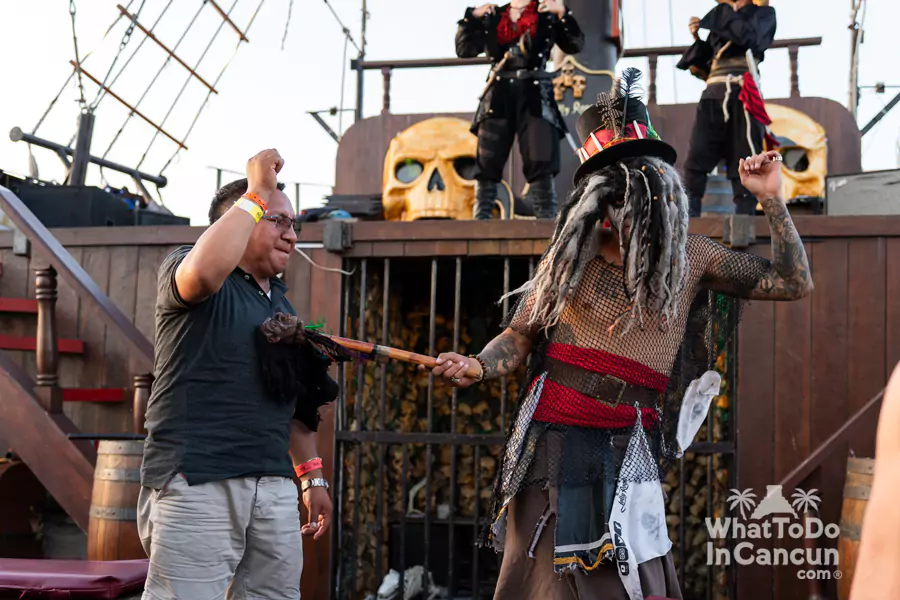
[577,122,658,164]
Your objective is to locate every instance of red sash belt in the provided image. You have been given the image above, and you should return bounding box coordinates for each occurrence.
[532,343,668,429]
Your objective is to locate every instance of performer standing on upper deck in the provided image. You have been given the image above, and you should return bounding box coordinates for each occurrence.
[456,1,584,220]
[678,0,778,217]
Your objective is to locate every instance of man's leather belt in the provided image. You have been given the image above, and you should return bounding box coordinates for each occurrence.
[496,69,555,80]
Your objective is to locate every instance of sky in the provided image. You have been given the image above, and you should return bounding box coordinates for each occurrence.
[0,0,896,225]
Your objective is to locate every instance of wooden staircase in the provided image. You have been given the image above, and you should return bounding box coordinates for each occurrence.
[0,186,154,533]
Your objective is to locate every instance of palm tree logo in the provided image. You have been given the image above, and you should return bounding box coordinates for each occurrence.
[791,488,821,514]
[727,489,758,519]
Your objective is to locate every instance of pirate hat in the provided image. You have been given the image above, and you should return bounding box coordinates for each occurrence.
[573,67,677,184]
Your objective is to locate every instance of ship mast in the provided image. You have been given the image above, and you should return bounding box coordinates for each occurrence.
[848,0,866,119]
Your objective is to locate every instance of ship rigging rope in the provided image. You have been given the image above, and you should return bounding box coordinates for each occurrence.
[89,0,148,111]
[95,0,179,122]
[135,0,244,170]
[281,0,294,50]
[322,0,361,54]
[158,0,266,176]
[69,0,87,110]
[33,0,134,135]
[338,34,349,136]
[100,0,189,161]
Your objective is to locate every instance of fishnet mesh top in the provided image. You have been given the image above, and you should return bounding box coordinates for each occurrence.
[481,234,770,546]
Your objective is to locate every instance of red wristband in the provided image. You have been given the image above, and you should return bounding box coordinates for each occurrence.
[295,458,323,478]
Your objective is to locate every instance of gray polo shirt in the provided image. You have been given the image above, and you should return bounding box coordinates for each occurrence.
[140,246,297,489]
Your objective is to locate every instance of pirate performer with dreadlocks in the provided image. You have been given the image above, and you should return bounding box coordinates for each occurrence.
[456,1,584,220]
[425,68,812,600]
[678,0,778,217]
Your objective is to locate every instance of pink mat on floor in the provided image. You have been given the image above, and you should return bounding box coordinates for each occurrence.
[0,558,148,599]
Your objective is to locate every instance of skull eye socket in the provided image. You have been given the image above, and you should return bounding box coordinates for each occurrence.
[453,157,477,180]
[780,148,809,173]
[395,159,424,184]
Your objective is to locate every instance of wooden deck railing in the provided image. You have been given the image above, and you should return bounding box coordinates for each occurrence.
[351,37,822,115]
[0,185,157,530]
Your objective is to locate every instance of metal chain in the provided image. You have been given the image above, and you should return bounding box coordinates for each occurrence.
[69,0,87,110]
[90,0,147,110]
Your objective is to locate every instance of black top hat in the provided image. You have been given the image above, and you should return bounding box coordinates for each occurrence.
[573,68,677,185]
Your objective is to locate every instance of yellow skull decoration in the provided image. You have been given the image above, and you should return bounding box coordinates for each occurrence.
[766,103,827,201]
[382,117,478,221]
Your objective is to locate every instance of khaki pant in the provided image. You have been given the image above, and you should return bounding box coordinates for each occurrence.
[138,473,303,600]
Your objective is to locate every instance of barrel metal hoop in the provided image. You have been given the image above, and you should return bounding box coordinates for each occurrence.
[846,458,875,475]
[839,520,862,540]
[95,468,141,482]
[97,440,145,455]
[843,484,871,501]
[90,506,138,521]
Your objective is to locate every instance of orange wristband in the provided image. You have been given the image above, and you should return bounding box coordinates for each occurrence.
[295,458,323,478]
[241,192,267,212]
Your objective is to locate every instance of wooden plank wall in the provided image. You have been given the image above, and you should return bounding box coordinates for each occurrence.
[0,242,188,437]
[735,236,897,600]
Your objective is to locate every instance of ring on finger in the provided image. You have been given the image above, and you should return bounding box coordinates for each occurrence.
[451,377,461,384]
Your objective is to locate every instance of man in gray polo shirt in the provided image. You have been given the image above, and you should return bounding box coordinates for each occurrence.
[138,149,331,599]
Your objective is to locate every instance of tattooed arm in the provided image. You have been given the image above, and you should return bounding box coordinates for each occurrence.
[703,151,813,301]
[425,328,534,388]
[748,192,813,300]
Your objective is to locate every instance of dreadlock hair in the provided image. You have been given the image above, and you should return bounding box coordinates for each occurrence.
[255,328,339,432]
[502,155,690,336]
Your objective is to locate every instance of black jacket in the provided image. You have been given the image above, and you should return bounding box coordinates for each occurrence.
[456,3,584,136]
[677,3,776,87]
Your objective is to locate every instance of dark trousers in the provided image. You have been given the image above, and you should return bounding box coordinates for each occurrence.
[475,97,560,184]
[683,93,765,216]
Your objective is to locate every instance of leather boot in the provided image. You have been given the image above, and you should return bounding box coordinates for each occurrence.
[473,180,497,220]
[528,176,558,219]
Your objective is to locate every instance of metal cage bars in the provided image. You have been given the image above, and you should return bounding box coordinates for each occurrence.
[331,254,738,598]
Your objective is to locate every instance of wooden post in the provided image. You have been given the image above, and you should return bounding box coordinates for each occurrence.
[647,54,659,105]
[789,46,800,98]
[34,266,62,413]
[132,374,153,434]
[381,67,392,115]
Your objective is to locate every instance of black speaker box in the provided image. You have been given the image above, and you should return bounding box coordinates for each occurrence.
[17,185,137,228]
[134,209,190,226]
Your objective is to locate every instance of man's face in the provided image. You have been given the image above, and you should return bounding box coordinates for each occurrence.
[244,189,297,278]
[734,0,753,9]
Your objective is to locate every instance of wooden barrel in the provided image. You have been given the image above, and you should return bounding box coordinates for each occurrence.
[87,440,146,561]
[701,174,735,216]
[837,457,875,600]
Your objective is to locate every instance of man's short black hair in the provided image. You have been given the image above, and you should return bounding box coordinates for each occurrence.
[209,178,286,224]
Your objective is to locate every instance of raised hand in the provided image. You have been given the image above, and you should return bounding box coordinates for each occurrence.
[689,17,700,39]
[739,150,784,200]
[246,148,284,196]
